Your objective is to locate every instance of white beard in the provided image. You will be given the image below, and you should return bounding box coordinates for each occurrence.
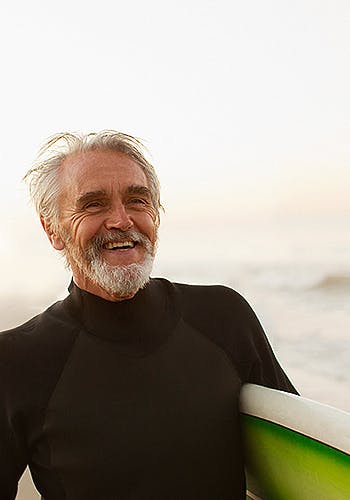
[63,229,156,298]
[88,253,154,298]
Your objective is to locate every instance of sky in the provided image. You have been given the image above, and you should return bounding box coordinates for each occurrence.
[0,0,349,300]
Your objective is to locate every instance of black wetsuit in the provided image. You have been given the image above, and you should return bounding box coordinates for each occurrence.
[0,278,296,499]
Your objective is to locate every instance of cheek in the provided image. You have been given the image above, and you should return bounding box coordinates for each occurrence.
[145,218,158,244]
[68,215,103,243]
[136,213,157,242]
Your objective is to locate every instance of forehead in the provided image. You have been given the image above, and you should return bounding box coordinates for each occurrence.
[59,150,148,199]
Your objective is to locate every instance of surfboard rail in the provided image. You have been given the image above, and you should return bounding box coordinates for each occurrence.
[240,384,350,500]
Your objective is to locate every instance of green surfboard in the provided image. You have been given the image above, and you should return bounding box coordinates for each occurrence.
[240,384,350,499]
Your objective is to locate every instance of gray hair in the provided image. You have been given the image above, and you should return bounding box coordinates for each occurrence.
[24,130,162,229]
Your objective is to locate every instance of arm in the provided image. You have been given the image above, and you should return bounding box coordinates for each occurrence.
[0,416,27,499]
[238,295,298,394]
[0,334,28,499]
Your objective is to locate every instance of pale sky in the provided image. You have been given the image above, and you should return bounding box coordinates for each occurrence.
[0,0,349,297]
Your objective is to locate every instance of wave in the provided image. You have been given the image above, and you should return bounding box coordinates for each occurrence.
[245,266,350,292]
[311,275,350,291]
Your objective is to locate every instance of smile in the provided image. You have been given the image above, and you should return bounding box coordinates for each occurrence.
[103,241,137,250]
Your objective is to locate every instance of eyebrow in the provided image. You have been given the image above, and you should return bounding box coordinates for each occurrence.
[76,190,107,207]
[76,185,151,208]
[125,185,152,198]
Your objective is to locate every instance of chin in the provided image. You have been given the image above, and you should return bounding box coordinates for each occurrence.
[89,254,154,298]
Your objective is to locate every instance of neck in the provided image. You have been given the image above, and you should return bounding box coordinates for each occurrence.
[72,272,138,302]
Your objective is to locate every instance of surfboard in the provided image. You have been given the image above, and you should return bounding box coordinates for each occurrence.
[239,384,350,500]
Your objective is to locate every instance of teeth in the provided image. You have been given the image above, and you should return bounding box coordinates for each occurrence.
[105,241,135,250]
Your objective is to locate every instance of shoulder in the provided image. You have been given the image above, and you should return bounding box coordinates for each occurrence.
[0,299,80,386]
[159,279,296,391]
[173,281,240,300]
[0,299,79,347]
[156,279,267,373]
[155,278,261,344]
[160,279,255,321]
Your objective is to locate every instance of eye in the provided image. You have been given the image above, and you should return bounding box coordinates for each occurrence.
[84,201,104,210]
[129,198,147,205]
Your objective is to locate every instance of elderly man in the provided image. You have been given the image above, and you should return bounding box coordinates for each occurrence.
[0,131,296,499]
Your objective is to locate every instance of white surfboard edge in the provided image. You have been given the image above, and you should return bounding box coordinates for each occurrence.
[239,383,350,455]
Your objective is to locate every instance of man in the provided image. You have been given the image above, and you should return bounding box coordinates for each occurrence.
[0,131,296,499]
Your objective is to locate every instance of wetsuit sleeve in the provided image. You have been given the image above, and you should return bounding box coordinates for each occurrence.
[240,296,298,394]
[0,334,28,500]
[0,304,80,499]
[0,415,27,499]
[176,282,298,394]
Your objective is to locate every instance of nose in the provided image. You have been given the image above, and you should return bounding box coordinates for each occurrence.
[104,203,133,231]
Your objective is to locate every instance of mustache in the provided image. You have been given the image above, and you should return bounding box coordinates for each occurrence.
[87,229,154,257]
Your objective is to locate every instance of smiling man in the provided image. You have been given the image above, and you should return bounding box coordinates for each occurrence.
[0,131,296,500]
[42,148,158,301]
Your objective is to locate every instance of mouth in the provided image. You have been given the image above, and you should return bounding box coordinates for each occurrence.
[103,240,137,251]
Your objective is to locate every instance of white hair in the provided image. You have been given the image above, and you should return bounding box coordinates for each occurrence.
[24,130,162,229]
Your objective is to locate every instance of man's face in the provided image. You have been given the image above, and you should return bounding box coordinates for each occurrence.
[46,149,158,301]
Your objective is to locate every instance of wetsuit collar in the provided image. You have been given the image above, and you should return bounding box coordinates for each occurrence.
[64,278,181,354]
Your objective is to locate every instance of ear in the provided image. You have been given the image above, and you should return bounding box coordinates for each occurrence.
[40,216,65,251]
